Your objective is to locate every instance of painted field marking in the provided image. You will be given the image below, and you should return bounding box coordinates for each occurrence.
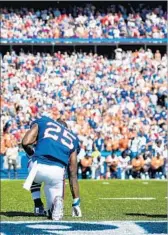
[142,182,149,185]
[99,197,156,200]
[102,182,110,185]
[1,220,167,235]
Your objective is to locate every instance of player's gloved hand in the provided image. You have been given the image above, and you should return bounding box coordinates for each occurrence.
[72,198,82,217]
[26,147,35,165]
[26,154,32,159]
[24,144,35,159]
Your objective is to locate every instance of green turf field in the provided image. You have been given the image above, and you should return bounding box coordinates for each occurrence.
[1,179,167,221]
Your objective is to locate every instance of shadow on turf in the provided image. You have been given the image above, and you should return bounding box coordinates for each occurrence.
[0,211,72,218]
[126,213,167,218]
[0,211,37,217]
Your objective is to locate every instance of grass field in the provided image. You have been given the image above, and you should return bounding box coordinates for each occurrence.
[1,179,167,222]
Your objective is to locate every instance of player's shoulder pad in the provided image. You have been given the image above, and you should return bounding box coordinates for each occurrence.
[30,116,47,128]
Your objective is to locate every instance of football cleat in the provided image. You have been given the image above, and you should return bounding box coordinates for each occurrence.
[34,205,46,216]
[51,196,64,221]
[72,205,82,217]
[47,209,52,220]
[72,198,82,217]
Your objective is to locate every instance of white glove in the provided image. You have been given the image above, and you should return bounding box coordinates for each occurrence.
[72,198,82,217]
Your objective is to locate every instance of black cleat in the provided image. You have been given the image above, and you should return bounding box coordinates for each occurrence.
[47,209,52,220]
[34,205,46,216]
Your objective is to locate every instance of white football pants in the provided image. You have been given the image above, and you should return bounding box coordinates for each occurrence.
[29,161,65,210]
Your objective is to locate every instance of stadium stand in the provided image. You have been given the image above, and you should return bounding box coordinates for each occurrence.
[1,48,167,179]
[0,2,167,180]
[1,2,167,39]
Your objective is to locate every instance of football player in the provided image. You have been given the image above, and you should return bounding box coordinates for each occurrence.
[28,119,67,216]
[22,115,82,220]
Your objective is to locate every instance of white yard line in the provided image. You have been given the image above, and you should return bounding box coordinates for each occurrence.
[99,197,156,200]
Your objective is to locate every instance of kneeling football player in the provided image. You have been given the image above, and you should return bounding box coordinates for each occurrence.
[23,117,82,220]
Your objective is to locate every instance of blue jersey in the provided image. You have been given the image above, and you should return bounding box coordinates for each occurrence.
[94,138,104,152]
[31,116,80,167]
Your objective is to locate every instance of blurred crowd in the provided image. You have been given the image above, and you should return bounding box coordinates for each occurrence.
[77,146,167,180]
[1,3,167,39]
[1,48,167,179]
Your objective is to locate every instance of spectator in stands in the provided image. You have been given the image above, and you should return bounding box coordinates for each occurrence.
[3,126,18,151]
[129,129,147,159]
[77,141,86,163]
[0,134,6,156]
[141,152,152,179]
[91,152,105,179]
[91,147,101,160]
[118,150,131,179]
[5,142,19,179]
[86,136,94,152]
[153,139,164,156]
[80,151,92,179]
[106,153,119,179]
[94,132,104,152]
[129,134,140,159]
[104,137,113,152]
[150,152,164,179]
[131,155,144,179]
[77,141,86,179]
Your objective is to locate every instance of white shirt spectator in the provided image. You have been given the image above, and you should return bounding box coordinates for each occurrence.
[118,156,130,170]
[77,148,86,162]
[153,142,164,156]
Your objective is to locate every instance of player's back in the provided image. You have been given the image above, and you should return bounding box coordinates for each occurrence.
[31,116,79,166]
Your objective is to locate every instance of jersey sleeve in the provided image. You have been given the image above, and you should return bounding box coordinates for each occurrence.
[30,117,44,128]
[70,135,81,155]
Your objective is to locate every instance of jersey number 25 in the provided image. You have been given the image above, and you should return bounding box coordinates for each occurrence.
[44,122,76,150]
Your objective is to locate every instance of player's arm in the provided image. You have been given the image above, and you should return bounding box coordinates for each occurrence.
[22,124,38,156]
[68,149,82,217]
[68,149,79,199]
